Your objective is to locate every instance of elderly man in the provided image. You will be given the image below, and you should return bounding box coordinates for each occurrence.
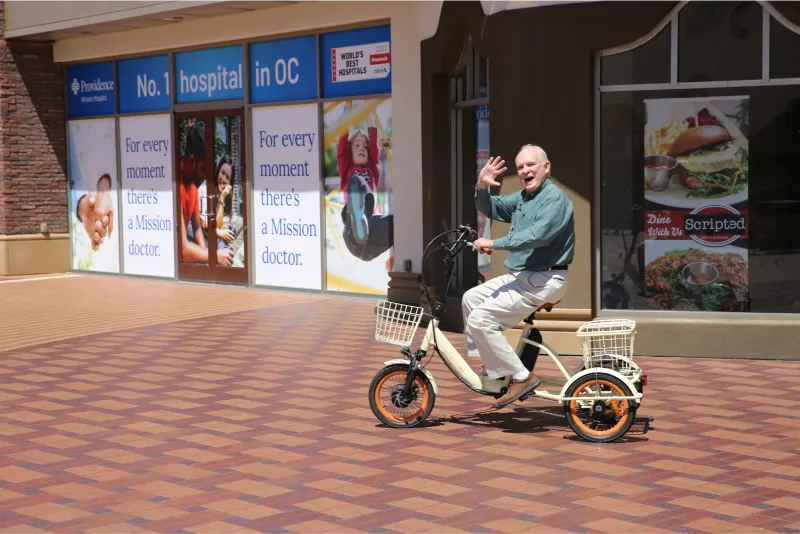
[465,144,575,408]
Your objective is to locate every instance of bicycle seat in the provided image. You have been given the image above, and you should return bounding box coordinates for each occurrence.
[523,300,561,324]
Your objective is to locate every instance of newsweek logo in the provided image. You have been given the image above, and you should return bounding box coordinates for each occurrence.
[331,41,391,83]
[71,77,115,103]
[684,205,747,246]
[645,205,748,246]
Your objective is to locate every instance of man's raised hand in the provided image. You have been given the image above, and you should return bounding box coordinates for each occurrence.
[478,156,507,189]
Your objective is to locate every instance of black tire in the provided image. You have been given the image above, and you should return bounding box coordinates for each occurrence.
[369,364,436,428]
[563,372,637,443]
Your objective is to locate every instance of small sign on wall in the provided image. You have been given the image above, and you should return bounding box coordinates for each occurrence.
[321,25,391,98]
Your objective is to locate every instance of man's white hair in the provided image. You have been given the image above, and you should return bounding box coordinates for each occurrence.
[518,144,548,162]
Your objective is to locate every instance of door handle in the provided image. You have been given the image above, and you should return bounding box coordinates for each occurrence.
[200,195,216,218]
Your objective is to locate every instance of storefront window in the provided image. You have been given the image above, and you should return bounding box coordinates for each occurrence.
[450,37,490,290]
[600,23,671,87]
[678,1,762,82]
[64,23,394,296]
[599,1,800,314]
[770,12,800,79]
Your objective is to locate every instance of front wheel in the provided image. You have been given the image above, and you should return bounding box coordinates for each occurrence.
[563,373,636,443]
[369,364,435,428]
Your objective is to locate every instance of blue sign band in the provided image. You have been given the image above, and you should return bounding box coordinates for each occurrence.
[250,35,318,104]
[175,45,245,103]
[66,61,116,118]
[118,55,170,113]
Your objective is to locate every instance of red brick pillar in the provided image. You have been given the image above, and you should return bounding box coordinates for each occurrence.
[0,1,69,274]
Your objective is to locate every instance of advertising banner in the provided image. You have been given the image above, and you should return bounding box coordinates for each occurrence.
[119,114,175,278]
[69,118,120,272]
[251,104,322,289]
[117,55,170,114]
[643,96,749,311]
[321,25,391,98]
[174,45,244,103]
[323,98,393,294]
[250,36,317,104]
[66,62,115,118]
[177,116,247,269]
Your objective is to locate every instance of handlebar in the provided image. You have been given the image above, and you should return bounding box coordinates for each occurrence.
[418,224,482,317]
[443,225,479,257]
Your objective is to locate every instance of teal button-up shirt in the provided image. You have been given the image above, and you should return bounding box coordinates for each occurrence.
[475,178,575,272]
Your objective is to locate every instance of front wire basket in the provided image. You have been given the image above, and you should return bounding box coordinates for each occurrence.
[576,319,638,378]
[374,300,425,347]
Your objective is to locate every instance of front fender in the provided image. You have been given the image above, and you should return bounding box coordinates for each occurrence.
[562,367,641,403]
[384,359,438,395]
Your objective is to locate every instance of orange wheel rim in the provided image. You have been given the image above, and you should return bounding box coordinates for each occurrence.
[374,370,429,424]
[569,379,630,437]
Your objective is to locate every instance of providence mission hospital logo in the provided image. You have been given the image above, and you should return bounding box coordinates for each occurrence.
[71,76,114,103]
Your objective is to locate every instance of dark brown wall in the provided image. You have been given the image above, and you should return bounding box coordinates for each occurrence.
[0,1,67,236]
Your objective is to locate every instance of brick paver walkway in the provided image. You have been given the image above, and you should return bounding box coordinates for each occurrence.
[0,276,798,533]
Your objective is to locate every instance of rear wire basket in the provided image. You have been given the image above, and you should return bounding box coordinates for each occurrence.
[374,300,425,347]
[576,319,637,378]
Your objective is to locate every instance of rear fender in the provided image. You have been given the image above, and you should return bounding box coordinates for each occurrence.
[562,368,641,404]
[383,359,438,395]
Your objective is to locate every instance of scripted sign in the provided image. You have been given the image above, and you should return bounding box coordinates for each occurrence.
[645,205,748,246]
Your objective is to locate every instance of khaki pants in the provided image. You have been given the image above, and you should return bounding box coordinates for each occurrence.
[462,270,568,379]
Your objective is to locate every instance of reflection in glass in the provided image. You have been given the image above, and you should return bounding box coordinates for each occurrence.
[600,93,648,311]
[770,14,800,80]
[601,23,671,86]
[476,103,491,277]
[678,1,762,82]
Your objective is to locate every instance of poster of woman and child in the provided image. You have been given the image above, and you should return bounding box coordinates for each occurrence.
[178,118,246,270]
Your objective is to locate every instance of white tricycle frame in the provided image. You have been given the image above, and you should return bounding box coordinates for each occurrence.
[368,225,647,443]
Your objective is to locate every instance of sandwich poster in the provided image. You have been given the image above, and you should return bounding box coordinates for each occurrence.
[642,96,749,312]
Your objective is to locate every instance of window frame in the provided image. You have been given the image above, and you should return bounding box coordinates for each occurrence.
[449,37,489,291]
[594,0,800,320]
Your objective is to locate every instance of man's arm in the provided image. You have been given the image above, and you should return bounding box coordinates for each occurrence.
[180,210,209,263]
[191,206,206,248]
[493,196,572,251]
[475,187,517,223]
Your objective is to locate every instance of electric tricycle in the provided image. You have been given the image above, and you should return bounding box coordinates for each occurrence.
[368,225,647,443]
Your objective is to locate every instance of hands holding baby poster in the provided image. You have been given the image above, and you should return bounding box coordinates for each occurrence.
[69,119,121,273]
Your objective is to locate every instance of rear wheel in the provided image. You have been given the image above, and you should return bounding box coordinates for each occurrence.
[563,373,636,443]
[369,364,435,428]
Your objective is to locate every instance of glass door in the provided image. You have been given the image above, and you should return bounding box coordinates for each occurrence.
[175,109,248,284]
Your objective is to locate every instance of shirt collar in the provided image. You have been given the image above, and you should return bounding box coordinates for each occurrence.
[521,178,550,201]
